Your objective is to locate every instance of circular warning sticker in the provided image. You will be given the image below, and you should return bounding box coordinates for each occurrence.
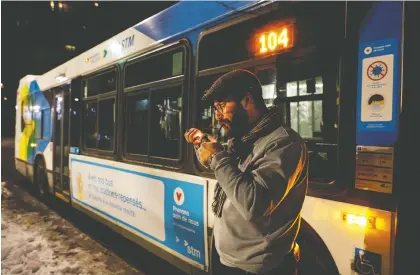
[367,61,388,81]
[364,46,372,55]
[174,187,185,206]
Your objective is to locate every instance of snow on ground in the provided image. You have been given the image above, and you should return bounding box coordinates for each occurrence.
[1,182,141,275]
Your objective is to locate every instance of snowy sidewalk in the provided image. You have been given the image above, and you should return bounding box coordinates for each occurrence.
[1,181,142,275]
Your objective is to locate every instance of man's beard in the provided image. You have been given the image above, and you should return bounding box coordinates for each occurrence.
[220,104,249,139]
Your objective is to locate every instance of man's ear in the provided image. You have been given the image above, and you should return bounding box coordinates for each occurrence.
[242,92,253,108]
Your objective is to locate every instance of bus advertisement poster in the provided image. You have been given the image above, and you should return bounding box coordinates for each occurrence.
[69,154,208,269]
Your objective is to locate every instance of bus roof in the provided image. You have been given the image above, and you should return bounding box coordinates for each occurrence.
[22,1,265,92]
[17,75,39,94]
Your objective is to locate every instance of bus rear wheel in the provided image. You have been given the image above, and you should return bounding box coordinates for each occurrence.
[34,158,48,199]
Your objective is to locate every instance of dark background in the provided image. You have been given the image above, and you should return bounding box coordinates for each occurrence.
[1,1,176,138]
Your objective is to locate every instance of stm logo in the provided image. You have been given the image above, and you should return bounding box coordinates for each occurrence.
[184,240,201,259]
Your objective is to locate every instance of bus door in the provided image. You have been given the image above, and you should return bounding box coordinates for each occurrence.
[275,52,340,186]
[53,84,71,200]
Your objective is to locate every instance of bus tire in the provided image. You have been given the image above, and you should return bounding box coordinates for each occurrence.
[34,156,48,199]
[297,219,339,275]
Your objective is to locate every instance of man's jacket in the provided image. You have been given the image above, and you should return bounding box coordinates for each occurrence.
[210,126,309,274]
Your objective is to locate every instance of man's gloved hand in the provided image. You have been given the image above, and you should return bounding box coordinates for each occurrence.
[197,141,224,168]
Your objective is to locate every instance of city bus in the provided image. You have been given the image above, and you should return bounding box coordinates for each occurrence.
[14,1,418,274]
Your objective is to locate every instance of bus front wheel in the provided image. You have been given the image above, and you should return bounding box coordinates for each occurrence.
[297,219,339,275]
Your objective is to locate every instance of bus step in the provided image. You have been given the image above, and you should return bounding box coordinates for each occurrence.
[55,191,71,203]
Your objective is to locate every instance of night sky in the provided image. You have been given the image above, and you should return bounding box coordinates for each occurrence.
[1,1,176,137]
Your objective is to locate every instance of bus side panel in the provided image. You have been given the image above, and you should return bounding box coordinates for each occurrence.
[16,83,33,163]
[302,196,394,275]
[69,154,209,272]
[15,80,35,179]
[15,80,54,188]
[15,84,25,176]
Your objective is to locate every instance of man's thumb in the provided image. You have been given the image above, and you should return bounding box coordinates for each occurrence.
[209,136,217,142]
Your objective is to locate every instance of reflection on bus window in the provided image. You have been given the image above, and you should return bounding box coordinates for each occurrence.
[256,68,277,107]
[84,102,97,149]
[282,76,323,97]
[287,82,298,97]
[289,101,323,139]
[56,96,63,121]
[98,99,115,151]
[70,91,81,148]
[150,86,182,159]
[126,94,149,155]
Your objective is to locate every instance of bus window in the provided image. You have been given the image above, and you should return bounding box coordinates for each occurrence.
[33,92,51,141]
[126,92,149,155]
[149,85,182,159]
[197,70,338,183]
[32,94,42,140]
[123,44,187,164]
[34,110,43,139]
[42,109,49,139]
[84,71,116,97]
[125,49,184,88]
[82,69,117,153]
[21,96,32,133]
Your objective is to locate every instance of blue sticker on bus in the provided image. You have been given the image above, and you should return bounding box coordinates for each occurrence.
[356,38,399,146]
[166,178,206,266]
[353,248,382,275]
[356,2,403,146]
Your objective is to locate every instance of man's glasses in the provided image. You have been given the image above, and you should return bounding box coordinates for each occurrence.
[213,102,227,114]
